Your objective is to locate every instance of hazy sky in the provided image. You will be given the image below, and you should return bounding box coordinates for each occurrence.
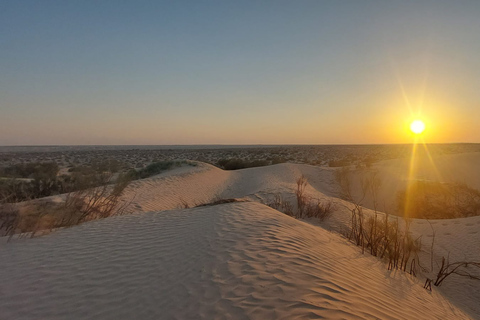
[1,1,479,145]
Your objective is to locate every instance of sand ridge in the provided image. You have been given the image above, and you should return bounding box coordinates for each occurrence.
[113,157,480,318]
[0,202,470,319]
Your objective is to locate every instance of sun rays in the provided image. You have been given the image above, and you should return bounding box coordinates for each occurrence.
[395,74,444,218]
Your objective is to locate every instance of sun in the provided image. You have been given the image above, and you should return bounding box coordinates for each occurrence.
[410,119,425,135]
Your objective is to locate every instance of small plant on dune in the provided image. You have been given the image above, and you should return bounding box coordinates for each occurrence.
[266,175,334,222]
[267,193,283,211]
[0,203,20,238]
[335,167,369,248]
[295,175,307,216]
[433,257,480,287]
[336,167,422,276]
[424,256,480,291]
[303,199,333,221]
[281,200,295,216]
[266,194,295,217]
[384,218,422,273]
[422,223,480,291]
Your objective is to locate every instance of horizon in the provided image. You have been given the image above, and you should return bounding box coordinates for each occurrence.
[2,1,480,145]
[3,142,480,147]
[1,142,479,152]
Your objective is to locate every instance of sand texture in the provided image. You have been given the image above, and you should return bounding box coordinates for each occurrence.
[0,202,470,319]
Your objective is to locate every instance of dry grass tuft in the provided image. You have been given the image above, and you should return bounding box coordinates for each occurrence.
[0,173,134,240]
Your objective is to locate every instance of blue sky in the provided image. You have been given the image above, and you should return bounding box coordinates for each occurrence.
[1,1,479,144]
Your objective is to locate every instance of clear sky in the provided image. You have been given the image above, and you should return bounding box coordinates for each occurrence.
[1,0,479,145]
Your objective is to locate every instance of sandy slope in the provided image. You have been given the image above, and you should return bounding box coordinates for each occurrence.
[408,215,480,316]
[2,155,479,318]
[0,202,469,319]
[118,158,479,318]
[121,163,231,212]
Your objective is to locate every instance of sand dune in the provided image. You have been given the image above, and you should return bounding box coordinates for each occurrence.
[122,162,338,213]
[1,154,479,319]
[118,158,480,317]
[0,202,469,319]
[122,163,231,213]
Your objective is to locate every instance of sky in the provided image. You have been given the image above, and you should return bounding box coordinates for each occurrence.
[1,0,479,145]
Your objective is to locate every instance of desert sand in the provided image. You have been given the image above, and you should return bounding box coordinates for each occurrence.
[1,152,479,319]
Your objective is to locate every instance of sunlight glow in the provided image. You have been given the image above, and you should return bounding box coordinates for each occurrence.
[410,120,425,135]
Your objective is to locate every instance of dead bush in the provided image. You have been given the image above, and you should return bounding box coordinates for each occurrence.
[303,200,334,221]
[296,175,307,216]
[267,191,334,222]
[0,203,20,237]
[1,173,133,240]
[336,167,422,274]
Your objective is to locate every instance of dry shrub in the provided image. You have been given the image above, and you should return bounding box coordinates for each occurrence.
[281,199,295,217]
[61,173,132,224]
[336,166,422,275]
[0,203,20,237]
[267,190,334,222]
[267,193,283,211]
[422,224,480,290]
[344,203,422,273]
[0,173,133,240]
[303,200,333,220]
[296,175,307,215]
[433,257,480,287]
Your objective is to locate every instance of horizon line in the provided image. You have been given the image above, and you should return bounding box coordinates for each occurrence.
[1,142,479,148]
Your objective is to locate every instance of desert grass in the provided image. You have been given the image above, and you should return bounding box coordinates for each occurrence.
[336,167,423,276]
[335,166,480,291]
[0,173,134,240]
[267,176,334,222]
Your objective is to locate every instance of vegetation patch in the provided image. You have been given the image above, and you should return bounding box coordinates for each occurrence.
[0,173,133,239]
[397,181,480,219]
[129,160,196,180]
[336,166,480,291]
[217,158,271,170]
[195,198,246,207]
[267,175,334,222]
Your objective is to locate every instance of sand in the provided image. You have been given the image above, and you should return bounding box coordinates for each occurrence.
[1,152,479,319]
[0,202,470,319]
